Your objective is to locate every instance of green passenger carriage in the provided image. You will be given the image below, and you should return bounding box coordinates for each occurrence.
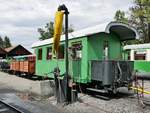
[124,43,150,74]
[32,22,138,93]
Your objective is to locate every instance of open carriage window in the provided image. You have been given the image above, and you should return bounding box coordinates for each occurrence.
[58,45,64,59]
[47,47,52,60]
[38,48,42,60]
[71,42,82,59]
[134,50,146,60]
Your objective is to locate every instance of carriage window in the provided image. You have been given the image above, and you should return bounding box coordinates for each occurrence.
[71,42,82,59]
[58,45,64,59]
[47,47,52,60]
[127,52,130,60]
[38,48,42,60]
[134,51,146,60]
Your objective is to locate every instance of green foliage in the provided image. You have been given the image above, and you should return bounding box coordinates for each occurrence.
[38,21,74,40]
[38,22,54,40]
[122,39,143,46]
[0,36,4,48]
[129,0,150,43]
[4,36,12,48]
[114,0,150,44]
[0,36,12,48]
[114,10,128,23]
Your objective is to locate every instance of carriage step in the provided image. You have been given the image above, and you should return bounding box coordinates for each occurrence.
[86,88,108,93]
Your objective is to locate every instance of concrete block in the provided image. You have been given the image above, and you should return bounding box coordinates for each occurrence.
[30,80,55,96]
[40,80,55,96]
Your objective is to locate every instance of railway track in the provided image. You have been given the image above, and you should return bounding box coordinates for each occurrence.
[0,100,24,113]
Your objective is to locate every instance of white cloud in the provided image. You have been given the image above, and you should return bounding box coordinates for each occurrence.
[0,0,133,52]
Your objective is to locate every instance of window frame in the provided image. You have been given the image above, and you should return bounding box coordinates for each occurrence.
[58,44,65,59]
[38,48,42,60]
[71,41,82,60]
[46,47,52,60]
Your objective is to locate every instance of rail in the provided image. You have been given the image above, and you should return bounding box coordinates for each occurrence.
[0,100,25,113]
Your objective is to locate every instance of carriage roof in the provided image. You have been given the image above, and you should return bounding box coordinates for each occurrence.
[32,22,139,48]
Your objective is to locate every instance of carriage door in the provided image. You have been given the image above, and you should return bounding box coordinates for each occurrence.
[70,42,82,81]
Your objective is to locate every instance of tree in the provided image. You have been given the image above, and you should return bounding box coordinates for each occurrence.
[114,10,128,23]
[38,21,74,40]
[68,24,74,33]
[38,21,54,40]
[114,10,141,45]
[114,0,150,43]
[4,36,12,48]
[129,0,150,43]
[0,36,4,48]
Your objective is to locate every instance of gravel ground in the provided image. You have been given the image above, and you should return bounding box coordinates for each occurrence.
[46,81,150,113]
[47,92,150,113]
[0,71,150,113]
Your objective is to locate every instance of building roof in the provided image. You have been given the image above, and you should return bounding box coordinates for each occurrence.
[32,22,139,48]
[124,43,150,50]
[5,45,31,56]
[5,45,18,52]
[0,47,7,54]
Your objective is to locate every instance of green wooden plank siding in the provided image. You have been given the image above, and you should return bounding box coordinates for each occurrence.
[69,37,88,83]
[87,33,121,61]
[123,50,150,73]
[34,32,121,83]
[134,61,150,73]
[35,37,88,83]
[87,33,121,83]
[109,33,122,59]
[35,43,65,78]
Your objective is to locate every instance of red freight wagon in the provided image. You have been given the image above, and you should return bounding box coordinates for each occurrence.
[10,55,35,75]
[19,60,35,74]
[10,61,20,71]
[19,61,24,72]
[15,61,20,71]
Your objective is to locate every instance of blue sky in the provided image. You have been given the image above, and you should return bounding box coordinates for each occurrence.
[0,0,133,52]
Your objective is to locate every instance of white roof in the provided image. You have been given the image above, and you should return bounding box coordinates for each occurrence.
[31,23,107,48]
[123,43,150,50]
[32,22,139,48]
